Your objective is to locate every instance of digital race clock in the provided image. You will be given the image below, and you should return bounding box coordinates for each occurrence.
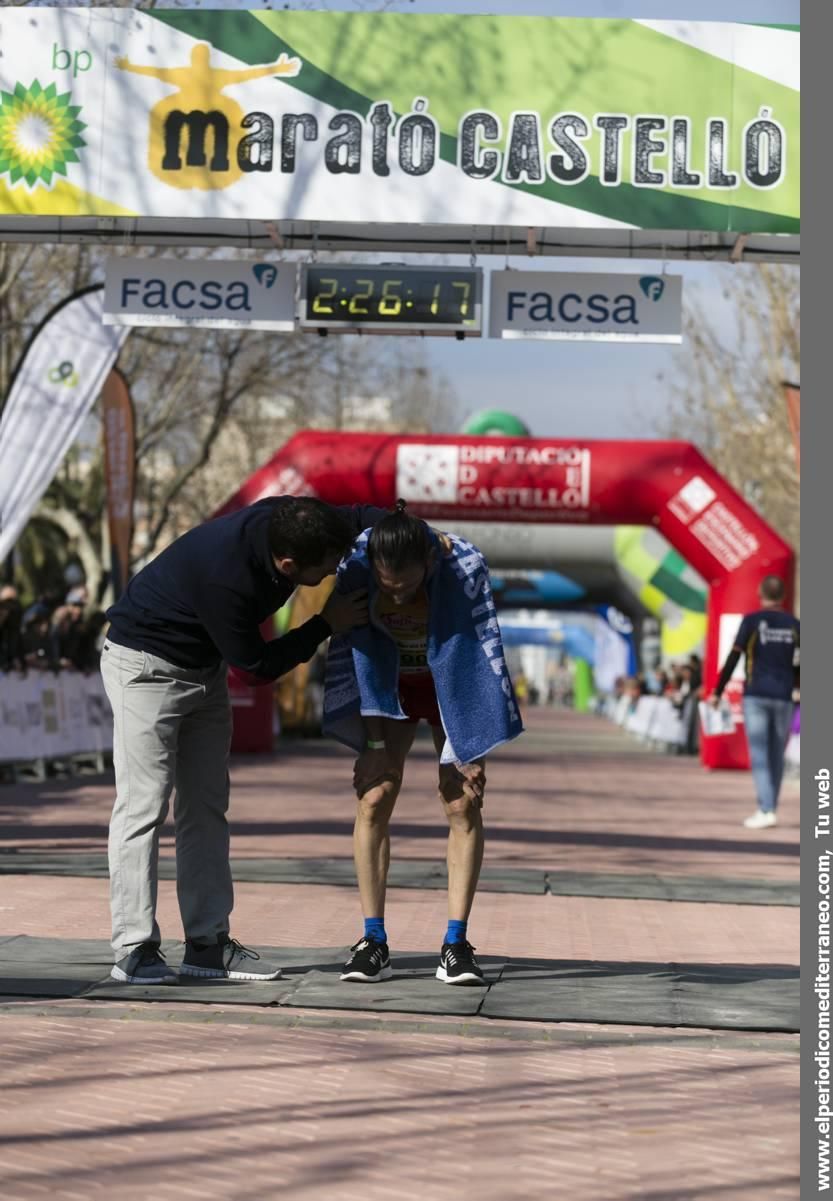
[299,264,483,336]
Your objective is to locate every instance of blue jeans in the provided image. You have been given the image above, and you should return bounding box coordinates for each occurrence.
[742,696,794,814]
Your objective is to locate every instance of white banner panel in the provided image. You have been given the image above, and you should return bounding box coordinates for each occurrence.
[593,618,631,695]
[0,672,112,764]
[0,287,128,562]
[103,258,297,330]
[489,271,683,342]
[718,613,747,682]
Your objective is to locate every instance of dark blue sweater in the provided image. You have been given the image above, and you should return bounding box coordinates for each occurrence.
[106,499,386,680]
[716,607,800,701]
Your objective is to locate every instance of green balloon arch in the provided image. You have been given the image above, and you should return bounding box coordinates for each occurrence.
[461,410,531,437]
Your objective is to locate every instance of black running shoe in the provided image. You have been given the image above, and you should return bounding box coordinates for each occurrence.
[340,937,393,983]
[436,940,486,985]
[111,942,177,985]
[179,935,281,981]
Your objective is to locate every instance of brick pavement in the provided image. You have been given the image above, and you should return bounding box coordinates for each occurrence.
[0,708,800,881]
[0,1007,797,1201]
[0,710,800,1199]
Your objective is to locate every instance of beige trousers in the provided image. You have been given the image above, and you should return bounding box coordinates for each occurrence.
[101,639,233,958]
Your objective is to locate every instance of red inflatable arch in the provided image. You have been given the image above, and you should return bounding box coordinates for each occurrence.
[217,432,795,770]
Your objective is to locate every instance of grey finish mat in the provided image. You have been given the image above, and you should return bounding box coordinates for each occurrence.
[544,871,798,907]
[0,936,798,1032]
[480,961,799,1031]
[0,851,798,906]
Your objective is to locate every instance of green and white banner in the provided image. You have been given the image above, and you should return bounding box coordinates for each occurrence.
[0,9,799,232]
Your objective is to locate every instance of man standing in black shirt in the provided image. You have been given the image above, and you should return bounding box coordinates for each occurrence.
[102,496,380,985]
[711,575,800,830]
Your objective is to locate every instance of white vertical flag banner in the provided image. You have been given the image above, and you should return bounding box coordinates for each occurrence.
[0,286,128,561]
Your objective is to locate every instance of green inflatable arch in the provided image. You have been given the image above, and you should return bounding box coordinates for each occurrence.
[461,410,531,437]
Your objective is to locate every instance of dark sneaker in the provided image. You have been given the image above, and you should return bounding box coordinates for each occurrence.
[111,942,177,985]
[436,941,486,986]
[179,936,281,981]
[340,937,393,983]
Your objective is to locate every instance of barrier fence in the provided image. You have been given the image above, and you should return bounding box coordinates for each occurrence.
[607,694,689,751]
[0,671,112,776]
[0,673,799,776]
[606,692,801,770]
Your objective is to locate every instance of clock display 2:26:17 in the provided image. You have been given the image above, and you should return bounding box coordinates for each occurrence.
[301,265,483,333]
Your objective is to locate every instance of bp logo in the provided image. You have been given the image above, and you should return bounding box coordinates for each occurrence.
[0,80,86,188]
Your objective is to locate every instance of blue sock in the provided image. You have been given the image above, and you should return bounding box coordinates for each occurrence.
[364,917,387,944]
[445,919,468,945]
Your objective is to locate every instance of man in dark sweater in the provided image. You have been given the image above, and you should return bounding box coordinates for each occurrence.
[711,574,799,830]
[102,496,383,984]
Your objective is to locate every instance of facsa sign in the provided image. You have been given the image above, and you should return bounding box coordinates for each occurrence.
[489,271,682,343]
[103,258,296,330]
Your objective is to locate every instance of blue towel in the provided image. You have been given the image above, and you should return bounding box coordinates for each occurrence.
[323,528,524,764]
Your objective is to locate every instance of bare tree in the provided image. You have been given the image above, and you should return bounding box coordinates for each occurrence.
[659,263,800,565]
[1,244,456,602]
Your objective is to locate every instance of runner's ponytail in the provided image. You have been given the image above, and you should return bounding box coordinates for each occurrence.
[368,499,430,569]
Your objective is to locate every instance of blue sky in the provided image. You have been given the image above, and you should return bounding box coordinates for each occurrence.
[426,260,741,439]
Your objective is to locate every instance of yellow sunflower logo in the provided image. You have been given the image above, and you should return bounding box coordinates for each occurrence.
[0,80,86,188]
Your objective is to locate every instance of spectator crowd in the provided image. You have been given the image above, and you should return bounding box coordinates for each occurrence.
[0,585,108,676]
[611,654,704,754]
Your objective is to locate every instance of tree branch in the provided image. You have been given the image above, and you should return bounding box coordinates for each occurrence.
[35,504,103,604]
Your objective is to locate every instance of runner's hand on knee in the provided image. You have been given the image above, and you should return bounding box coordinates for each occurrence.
[459,762,486,801]
[440,761,485,806]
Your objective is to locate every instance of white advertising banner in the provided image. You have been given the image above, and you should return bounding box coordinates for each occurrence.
[0,672,112,764]
[103,257,297,330]
[698,700,737,737]
[0,286,128,562]
[489,271,683,343]
[593,618,631,695]
[718,613,747,682]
